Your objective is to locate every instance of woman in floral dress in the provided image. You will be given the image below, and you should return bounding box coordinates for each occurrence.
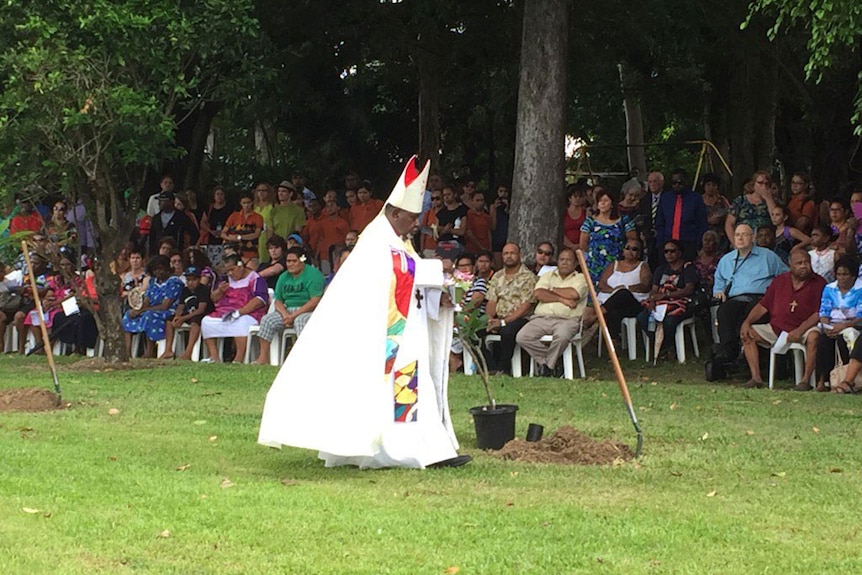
[579,189,637,284]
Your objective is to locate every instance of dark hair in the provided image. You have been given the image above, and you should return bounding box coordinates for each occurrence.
[537,241,555,255]
[663,239,683,253]
[239,191,254,201]
[146,255,171,275]
[158,236,177,250]
[286,246,306,259]
[476,249,493,261]
[701,172,721,185]
[222,253,242,267]
[834,255,860,278]
[811,223,834,239]
[566,182,589,199]
[670,168,689,183]
[594,189,619,219]
[457,253,476,265]
[756,224,776,235]
[185,247,211,269]
[267,234,287,251]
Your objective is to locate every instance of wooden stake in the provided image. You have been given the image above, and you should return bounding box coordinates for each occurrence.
[21,241,62,402]
[576,248,642,456]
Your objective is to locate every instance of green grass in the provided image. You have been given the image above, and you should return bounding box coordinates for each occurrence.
[2,352,862,574]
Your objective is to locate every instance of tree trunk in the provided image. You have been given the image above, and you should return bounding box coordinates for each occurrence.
[90,172,131,363]
[618,61,647,178]
[182,101,221,196]
[510,0,568,251]
[416,41,443,171]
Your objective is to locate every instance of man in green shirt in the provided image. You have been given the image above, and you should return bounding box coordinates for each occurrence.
[255,247,324,365]
[270,181,307,246]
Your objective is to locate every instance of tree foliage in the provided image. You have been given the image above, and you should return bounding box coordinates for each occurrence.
[746,0,862,132]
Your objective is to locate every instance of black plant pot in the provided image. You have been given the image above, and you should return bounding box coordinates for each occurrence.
[469,404,518,450]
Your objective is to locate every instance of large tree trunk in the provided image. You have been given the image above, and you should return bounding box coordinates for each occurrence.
[416,40,443,171]
[510,0,568,252]
[89,171,130,363]
[618,61,647,178]
[181,101,221,196]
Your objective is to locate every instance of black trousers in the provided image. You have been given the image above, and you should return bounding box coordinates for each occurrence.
[715,295,760,360]
[482,317,529,375]
[816,332,853,382]
[602,290,644,341]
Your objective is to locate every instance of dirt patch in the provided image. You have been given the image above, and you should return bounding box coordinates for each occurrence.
[0,387,64,412]
[66,357,178,371]
[495,426,634,465]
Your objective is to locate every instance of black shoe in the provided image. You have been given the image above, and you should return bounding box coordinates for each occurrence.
[538,365,552,377]
[429,454,472,468]
[552,364,564,378]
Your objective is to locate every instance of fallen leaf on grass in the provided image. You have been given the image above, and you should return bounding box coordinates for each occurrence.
[108,456,118,461]
[157,530,171,539]
[701,432,709,441]
[772,399,782,405]
[176,463,191,472]
[220,478,235,489]
[670,471,682,477]
[22,507,40,514]
[771,471,786,477]
[745,430,755,436]
[706,490,717,497]
[190,378,199,384]
[444,567,460,574]
[208,435,218,442]
[670,402,678,410]
[509,471,518,477]
[504,501,514,507]
[280,479,300,486]
[193,420,207,425]
[812,427,820,433]
[830,468,843,473]
[108,408,120,415]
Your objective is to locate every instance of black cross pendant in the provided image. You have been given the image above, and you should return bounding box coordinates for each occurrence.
[415,289,423,309]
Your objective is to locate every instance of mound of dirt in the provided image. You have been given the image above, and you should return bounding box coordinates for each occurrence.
[0,387,64,412]
[495,426,634,465]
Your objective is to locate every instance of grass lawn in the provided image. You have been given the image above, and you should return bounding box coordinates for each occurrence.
[2,351,862,574]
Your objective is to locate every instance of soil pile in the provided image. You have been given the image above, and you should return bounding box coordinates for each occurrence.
[495,425,634,465]
[0,387,63,412]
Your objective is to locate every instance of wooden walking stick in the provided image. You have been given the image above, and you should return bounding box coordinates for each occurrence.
[576,249,642,457]
[21,241,62,404]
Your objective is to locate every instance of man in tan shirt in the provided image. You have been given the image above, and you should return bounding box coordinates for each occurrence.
[483,242,537,375]
[516,249,588,377]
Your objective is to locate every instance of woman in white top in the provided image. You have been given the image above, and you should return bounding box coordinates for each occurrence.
[595,237,652,344]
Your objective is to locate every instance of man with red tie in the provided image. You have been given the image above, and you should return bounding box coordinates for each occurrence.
[654,168,707,263]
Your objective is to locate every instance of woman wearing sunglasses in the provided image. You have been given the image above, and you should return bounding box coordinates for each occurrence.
[594,238,652,346]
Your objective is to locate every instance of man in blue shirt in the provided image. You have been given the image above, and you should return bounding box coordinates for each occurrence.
[654,168,708,264]
[712,223,788,361]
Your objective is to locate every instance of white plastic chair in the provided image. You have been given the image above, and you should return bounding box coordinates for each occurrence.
[642,317,700,364]
[767,342,812,390]
[4,324,18,353]
[484,334,523,377]
[527,333,586,379]
[597,317,639,361]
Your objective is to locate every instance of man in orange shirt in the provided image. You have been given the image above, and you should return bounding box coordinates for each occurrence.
[465,190,492,254]
[222,193,265,264]
[349,180,384,233]
[420,190,442,257]
[307,190,349,275]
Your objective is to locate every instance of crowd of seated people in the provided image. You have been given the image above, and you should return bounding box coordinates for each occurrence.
[6,167,862,393]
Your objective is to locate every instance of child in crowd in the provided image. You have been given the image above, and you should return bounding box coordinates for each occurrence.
[160,266,212,360]
[809,223,836,282]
